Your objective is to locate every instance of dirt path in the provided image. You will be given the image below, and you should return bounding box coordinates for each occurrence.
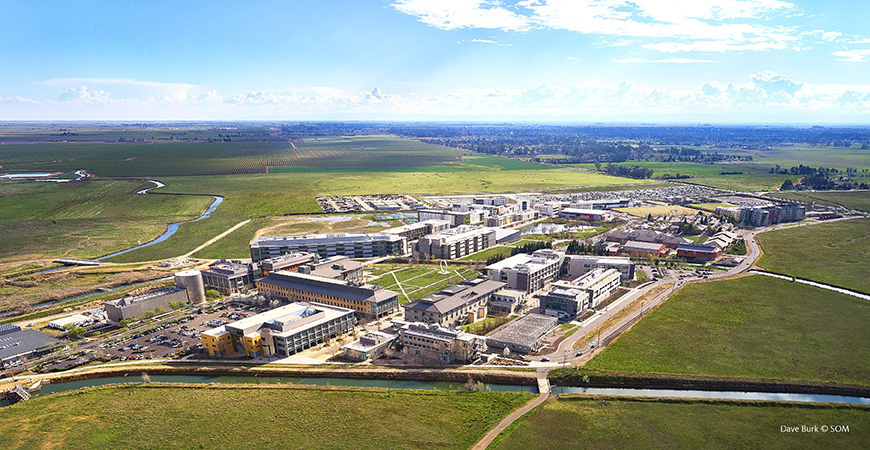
[182,219,251,257]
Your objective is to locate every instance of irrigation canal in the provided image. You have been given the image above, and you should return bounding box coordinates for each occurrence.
[5,375,869,407]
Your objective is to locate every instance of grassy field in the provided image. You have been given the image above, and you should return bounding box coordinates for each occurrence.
[757,218,870,293]
[615,205,702,218]
[460,246,515,261]
[769,191,870,212]
[584,275,870,386]
[493,396,869,450]
[0,384,534,450]
[369,266,481,303]
[107,163,644,262]
[0,179,213,262]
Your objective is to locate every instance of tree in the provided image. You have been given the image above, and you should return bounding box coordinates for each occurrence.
[781,179,794,190]
[119,318,132,327]
[154,306,165,315]
[647,213,653,222]
[64,323,86,339]
[205,289,220,300]
[142,310,156,319]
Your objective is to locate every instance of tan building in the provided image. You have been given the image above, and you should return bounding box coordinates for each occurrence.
[396,321,485,364]
[402,277,506,328]
[256,271,399,320]
[201,302,355,358]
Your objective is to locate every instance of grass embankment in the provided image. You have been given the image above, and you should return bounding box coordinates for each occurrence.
[0,179,213,262]
[492,396,869,450]
[757,218,870,293]
[585,276,870,387]
[769,191,870,212]
[0,384,533,450]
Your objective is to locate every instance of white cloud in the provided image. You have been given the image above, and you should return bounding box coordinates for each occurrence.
[58,86,112,103]
[847,38,870,44]
[392,0,529,31]
[5,72,870,120]
[469,38,498,43]
[41,78,198,101]
[833,49,870,63]
[613,57,720,63]
[393,0,850,54]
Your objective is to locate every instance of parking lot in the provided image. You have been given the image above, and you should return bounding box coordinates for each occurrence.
[95,302,268,361]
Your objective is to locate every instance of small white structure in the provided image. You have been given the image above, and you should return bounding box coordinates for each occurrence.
[48,314,92,330]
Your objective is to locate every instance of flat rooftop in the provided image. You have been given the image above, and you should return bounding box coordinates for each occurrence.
[0,327,59,361]
[487,314,557,350]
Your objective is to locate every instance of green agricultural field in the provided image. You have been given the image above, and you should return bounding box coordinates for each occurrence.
[573,161,794,191]
[769,191,870,212]
[0,135,466,176]
[370,266,480,303]
[757,218,870,293]
[0,179,213,262]
[493,397,868,450]
[739,144,870,172]
[585,275,870,386]
[0,384,533,450]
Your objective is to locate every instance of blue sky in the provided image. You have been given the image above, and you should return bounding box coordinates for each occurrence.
[1,0,868,122]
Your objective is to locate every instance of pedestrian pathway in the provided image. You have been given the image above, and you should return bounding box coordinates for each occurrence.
[471,373,550,450]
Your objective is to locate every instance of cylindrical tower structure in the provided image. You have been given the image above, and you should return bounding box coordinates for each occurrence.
[175,270,206,304]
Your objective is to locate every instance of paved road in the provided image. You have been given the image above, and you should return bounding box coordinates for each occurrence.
[522,215,864,367]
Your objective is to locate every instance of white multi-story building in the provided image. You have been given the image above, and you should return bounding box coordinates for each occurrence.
[565,255,635,282]
[540,268,622,317]
[250,232,408,261]
[415,226,496,260]
[485,249,565,293]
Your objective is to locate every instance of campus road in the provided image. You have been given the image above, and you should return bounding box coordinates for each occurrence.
[523,215,864,367]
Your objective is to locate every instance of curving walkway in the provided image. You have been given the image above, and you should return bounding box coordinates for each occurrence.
[471,373,551,450]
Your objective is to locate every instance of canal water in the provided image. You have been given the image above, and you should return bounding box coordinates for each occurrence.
[94,194,223,261]
[0,173,55,178]
[749,270,870,301]
[32,375,538,396]
[550,386,870,405]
